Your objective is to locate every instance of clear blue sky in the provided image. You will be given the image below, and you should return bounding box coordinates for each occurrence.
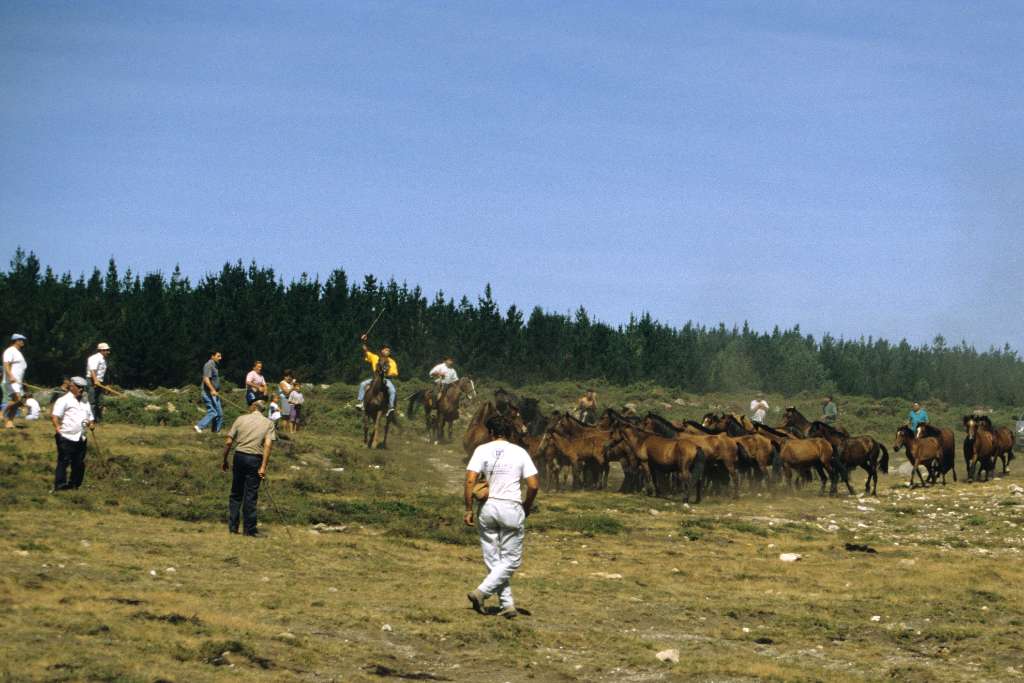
[2,1,1021,351]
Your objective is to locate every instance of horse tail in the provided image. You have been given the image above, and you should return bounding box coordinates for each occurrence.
[878,443,889,474]
[407,390,424,418]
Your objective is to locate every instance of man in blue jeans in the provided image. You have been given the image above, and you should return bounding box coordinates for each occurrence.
[195,351,223,433]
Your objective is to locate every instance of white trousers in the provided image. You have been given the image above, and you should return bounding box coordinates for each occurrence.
[476,498,525,608]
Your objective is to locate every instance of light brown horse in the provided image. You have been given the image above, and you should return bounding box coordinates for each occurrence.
[408,377,476,444]
[608,422,705,502]
[778,437,838,494]
[976,415,1015,475]
[700,413,777,488]
[641,415,744,498]
[462,401,527,458]
[914,423,956,483]
[893,426,943,487]
[962,415,1002,482]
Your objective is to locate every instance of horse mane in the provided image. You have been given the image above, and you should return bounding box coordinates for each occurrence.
[976,415,994,429]
[753,423,791,438]
[683,420,718,434]
[917,423,944,439]
[809,420,842,436]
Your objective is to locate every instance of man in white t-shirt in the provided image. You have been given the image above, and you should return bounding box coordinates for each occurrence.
[24,394,41,420]
[86,342,113,422]
[3,333,28,429]
[429,356,458,402]
[750,399,769,425]
[464,414,540,619]
[51,377,95,491]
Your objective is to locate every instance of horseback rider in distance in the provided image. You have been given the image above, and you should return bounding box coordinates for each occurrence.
[356,334,398,416]
[429,356,458,403]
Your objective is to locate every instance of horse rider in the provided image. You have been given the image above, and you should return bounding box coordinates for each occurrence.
[575,388,598,425]
[429,356,458,402]
[356,334,398,415]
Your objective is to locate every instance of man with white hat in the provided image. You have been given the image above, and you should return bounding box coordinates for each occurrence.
[51,377,95,491]
[86,342,113,422]
[3,333,28,429]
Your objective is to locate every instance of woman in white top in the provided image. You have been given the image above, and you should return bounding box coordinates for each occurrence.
[277,370,294,426]
[464,414,540,619]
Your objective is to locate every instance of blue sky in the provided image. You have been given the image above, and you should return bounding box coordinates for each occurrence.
[2,1,1021,351]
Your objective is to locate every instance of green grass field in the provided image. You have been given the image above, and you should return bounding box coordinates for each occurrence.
[2,380,1022,682]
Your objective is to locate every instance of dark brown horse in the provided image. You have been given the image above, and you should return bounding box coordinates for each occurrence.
[408,377,476,444]
[462,400,527,458]
[808,421,887,495]
[778,436,838,494]
[893,426,942,487]
[914,423,956,483]
[962,415,1002,482]
[976,415,1015,475]
[782,407,849,439]
[362,360,393,449]
[607,422,706,502]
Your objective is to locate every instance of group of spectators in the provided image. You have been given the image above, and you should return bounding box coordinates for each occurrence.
[195,354,305,434]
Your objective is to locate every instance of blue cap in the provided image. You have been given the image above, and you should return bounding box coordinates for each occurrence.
[11,333,27,341]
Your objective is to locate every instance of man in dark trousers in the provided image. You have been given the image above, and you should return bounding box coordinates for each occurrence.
[221,399,276,536]
[50,376,95,491]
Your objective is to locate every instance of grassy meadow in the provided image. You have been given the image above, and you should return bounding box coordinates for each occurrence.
[1,379,1023,682]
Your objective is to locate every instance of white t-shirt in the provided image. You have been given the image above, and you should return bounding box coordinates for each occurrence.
[753,408,766,423]
[467,440,538,503]
[268,401,282,421]
[86,352,107,382]
[3,346,27,384]
[25,397,41,419]
[288,390,304,406]
[429,363,458,384]
[52,392,95,441]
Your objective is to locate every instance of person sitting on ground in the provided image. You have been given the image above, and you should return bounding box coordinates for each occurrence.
[288,382,304,432]
[429,356,458,402]
[822,395,838,424]
[907,401,929,431]
[575,389,598,425]
[245,360,268,406]
[3,333,28,429]
[86,342,113,422]
[356,335,398,415]
[24,392,40,421]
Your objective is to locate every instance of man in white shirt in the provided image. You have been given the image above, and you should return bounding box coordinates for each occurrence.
[86,342,112,422]
[3,333,28,429]
[464,413,540,619]
[751,399,769,425]
[24,394,41,420]
[51,377,95,491]
[429,356,458,402]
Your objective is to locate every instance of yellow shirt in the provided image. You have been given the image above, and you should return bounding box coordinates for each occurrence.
[364,350,398,377]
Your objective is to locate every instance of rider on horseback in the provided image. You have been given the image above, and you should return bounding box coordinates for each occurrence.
[429,356,458,403]
[356,335,398,415]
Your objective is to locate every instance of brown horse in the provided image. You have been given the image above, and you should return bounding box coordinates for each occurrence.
[893,426,943,487]
[462,401,528,459]
[408,377,476,444]
[807,421,885,495]
[962,415,1002,482]
[976,415,1015,475]
[914,423,956,483]
[778,437,839,494]
[700,413,777,488]
[782,407,849,439]
[608,422,705,502]
[642,415,744,498]
[362,360,393,449]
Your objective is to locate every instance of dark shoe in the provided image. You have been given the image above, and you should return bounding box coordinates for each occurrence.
[467,589,486,614]
[243,530,260,537]
[498,606,518,619]
[229,528,239,534]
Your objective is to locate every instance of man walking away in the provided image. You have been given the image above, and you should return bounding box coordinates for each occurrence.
[221,400,276,536]
[464,414,540,619]
[195,351,224,433]
[86,342,113,422]
[356,335,398,415]
[429,356,458,402]
[907,402,929,431]
[3,333,28,429]
[51,377,95,491]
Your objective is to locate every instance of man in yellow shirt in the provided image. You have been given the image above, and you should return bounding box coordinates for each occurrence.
[356,334,398,415]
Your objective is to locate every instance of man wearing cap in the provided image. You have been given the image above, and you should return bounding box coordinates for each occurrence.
[429,356,458,402]
[86,342,113,422]
[51,377,95,491]
[195,351,223,433]
[355,335,398,415]
[221,400,276,536]
[3,334,28,429]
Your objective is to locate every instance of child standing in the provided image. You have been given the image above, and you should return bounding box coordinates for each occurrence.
[287,382,304,432]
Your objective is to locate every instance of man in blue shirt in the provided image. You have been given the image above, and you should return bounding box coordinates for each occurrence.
[907,402,929,430]
[195,351,224,433]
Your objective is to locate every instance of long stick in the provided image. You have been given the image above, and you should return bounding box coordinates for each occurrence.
[261,478,294,541]
[363,307,386,338]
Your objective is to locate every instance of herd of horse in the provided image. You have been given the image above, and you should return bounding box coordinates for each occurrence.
[359,373,1017,502]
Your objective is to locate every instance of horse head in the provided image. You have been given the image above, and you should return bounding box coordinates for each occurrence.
[893,426,913,451]
[963,415,978,438]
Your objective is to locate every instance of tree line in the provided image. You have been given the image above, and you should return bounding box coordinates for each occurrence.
[2,249,1022,406]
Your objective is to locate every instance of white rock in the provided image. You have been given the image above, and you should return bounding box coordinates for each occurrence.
[655,649,680,663]
[381,624,393,632]
[590,572,623,580]
[779,553,802,562]
[14,550,29,557]
[80,540,91,547]
[870,615,881,622]
[149,570,158,576]
[649,509,660,516]
[328,587,339,592]
[165,567,176,573]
